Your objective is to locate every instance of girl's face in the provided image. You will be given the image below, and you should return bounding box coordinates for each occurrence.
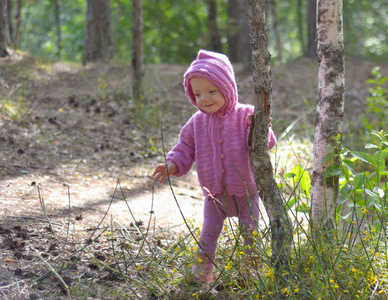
[190,77,225,114]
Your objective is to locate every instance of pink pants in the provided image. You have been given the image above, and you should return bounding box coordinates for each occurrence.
[198,192,260,253]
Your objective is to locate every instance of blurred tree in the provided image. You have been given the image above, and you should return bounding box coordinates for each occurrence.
[306,0,317,57]
[227,0,240,62]
[13,0,21,49]
[0,0,10,56]
[208,0,222,52]
[52,0,61,58]
[268,0,282,62]
[7,0,11,44]
[111,0,121,56]
[227,0,250,69]
[132,0,144,101]
[311,0,345,226]
[296,0,305,55]
[83,0,112,64]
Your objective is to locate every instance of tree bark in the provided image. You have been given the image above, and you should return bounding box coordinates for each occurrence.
[268,0,282,62]
[227,0,251,70]
[247,0,292,267]
[227,0,240,62]
[208,0,222,53]
[53,0,61,58]
[111,0,121,57]
[14,0,22,50]
[0,0,10,57]
[311,0,345,226]
[83,0,112,64]
[306,0,317,57]
[7,0,11,44]
[297,0,305,55]
[132,0,144,101]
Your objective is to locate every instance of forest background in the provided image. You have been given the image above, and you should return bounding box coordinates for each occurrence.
[1,0,388,299]
[3,0,388,64]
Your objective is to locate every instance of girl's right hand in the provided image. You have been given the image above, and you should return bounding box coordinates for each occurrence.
[152,162,177,183]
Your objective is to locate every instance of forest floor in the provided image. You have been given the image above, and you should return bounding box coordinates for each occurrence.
[0,52,387,299]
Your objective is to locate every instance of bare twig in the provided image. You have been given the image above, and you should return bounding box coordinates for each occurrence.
[36,184,54,233]
[36,251,71,300]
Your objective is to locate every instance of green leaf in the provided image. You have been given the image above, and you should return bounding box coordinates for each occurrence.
[289,164,311,197]
[351,151,376,166]
[354,174,365,190]
[342,159,355,171]
[322,152,335,164]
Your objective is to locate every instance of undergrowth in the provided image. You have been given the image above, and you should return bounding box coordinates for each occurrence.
[59,129,387,299]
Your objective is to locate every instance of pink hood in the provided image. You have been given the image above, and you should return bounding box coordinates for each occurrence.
[183,50,238,115]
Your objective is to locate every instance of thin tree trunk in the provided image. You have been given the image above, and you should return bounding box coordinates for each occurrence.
[227,0,240,62]
[0,0,10,56]
[208,0,222,53]
[111,0,121,57]
[7,0,12,45]
[247,0,292,267]
[14,0,21,49]
[241,0,251,71]
[268,0,282,62]
[306,0,317,57]
[311,0,345,226]
[132,0,144,101]
[297,0,305,55]
[156,0,163,60]
[53,0,61,58]
[227,0,250,69]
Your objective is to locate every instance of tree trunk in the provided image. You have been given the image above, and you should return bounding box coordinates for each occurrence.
[132,0,144,101]
[7,0,11,45]
[227,0,240,62]
[14,0,21,49]
[297,0,305,55]
[227,0,251,70]
[268,0,282,62]
[0,0,10,57]
[111,0,121,57]
[306,0,317,57]
[208,0,222,53]
[83,0,112,64]
[311,0,345,226]
[53,0,61,58]
[247,0,292,267]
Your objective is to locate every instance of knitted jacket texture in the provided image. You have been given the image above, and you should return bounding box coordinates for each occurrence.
[166,104,276,197]
[166,49,276,197]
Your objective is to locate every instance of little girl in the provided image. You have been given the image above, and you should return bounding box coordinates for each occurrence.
[153,50,276,283]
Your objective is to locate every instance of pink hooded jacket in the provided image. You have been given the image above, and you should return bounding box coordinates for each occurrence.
[166,50,276,197]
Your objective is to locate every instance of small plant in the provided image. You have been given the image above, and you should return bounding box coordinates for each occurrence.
[362,67,388,133]
[337,130,388,234]
[0,77,28,122]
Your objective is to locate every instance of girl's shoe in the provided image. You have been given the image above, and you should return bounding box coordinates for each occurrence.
[191,252,215,283]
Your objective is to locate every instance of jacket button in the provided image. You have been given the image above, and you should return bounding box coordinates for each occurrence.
[218,125,223,130]
[220,154,225,160]
[219,139,223,144]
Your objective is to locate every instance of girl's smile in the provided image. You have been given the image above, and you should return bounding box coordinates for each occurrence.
[190,77,226,114]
